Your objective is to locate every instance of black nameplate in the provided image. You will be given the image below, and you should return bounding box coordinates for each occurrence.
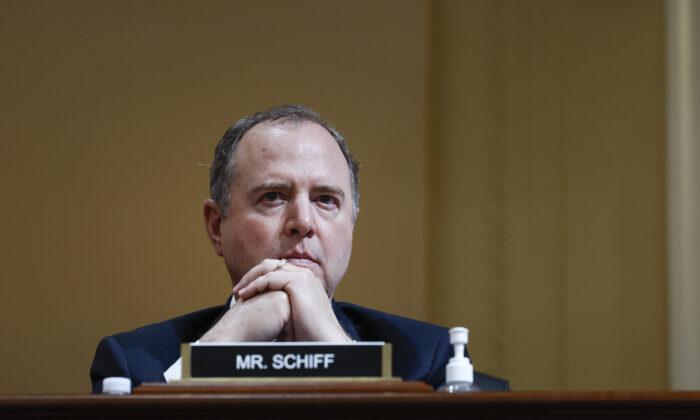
[181,342,391,379]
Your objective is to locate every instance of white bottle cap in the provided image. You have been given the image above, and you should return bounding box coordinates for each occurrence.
[445,327,474,384]
[102,377,132,394]
[446,357,474,383]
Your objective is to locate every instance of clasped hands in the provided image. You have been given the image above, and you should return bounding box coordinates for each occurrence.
[200,259,351,343]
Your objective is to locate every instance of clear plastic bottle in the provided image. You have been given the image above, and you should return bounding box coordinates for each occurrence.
[437,327,480,393]
[438,381,481,393]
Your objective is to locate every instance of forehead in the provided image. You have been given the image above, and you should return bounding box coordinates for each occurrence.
[233,120,350,188]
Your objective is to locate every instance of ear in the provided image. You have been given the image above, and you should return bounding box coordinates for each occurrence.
[203,199,224,256]
[352,207,359,225]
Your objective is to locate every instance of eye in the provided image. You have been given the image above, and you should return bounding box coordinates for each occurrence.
[262,192,280,202]
[316,194,339,209]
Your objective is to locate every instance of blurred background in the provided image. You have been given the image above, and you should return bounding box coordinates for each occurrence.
[1,0,697,393]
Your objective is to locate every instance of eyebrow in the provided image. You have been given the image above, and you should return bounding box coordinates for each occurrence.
[250,182,292,195]
[249,182,346,200]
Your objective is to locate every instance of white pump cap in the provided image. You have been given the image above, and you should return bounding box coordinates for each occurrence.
[445,327,474,384]
[102,377,132,394]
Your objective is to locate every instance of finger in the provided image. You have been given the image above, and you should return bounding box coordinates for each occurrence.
[237,270,298,299]
[276,261,306,272]
[278,311,295,342]
[233,258,285,293]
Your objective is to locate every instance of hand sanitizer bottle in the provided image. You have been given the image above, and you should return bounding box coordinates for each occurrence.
[437,327,481,392]
[102,377,132,394]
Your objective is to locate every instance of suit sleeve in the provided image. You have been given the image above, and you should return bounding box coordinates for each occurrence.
[89,336,131,394]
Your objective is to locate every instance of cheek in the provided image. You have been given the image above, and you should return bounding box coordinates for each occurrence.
[342,233,353,265]
[222,218,277,265]
[323,224,353,296]
[327,223,354,266]
[339,224,353,255]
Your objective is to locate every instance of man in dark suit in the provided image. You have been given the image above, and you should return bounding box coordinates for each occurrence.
[91,104,509,392]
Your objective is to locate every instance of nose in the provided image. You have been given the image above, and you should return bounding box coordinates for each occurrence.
[284,196,315,238]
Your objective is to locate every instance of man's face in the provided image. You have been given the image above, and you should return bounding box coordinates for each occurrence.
[216,120,354,297]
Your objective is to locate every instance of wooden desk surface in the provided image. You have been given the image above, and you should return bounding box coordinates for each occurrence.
[2,384,699,419]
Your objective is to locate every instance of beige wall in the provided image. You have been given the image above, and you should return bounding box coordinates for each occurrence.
[0,0,431,393]
[0,0,666,393]
[429,0,666,390]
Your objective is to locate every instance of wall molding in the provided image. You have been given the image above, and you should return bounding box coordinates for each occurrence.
[666,0,700,390]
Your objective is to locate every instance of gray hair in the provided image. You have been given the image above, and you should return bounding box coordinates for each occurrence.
[210,104,360,220]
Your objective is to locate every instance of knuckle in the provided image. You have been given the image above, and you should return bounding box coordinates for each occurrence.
[270,290,289,303]
[302,268,317,281]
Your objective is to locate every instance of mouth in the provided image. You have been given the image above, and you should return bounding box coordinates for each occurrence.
[281,251,319,268]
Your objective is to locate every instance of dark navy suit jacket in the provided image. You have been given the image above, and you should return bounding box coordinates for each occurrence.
[90,300,509,392]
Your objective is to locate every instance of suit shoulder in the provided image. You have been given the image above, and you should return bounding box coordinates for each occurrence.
[108,304,226,350]
[91,304,227,392]
[334,301,447,340]
[334,301,510,391]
